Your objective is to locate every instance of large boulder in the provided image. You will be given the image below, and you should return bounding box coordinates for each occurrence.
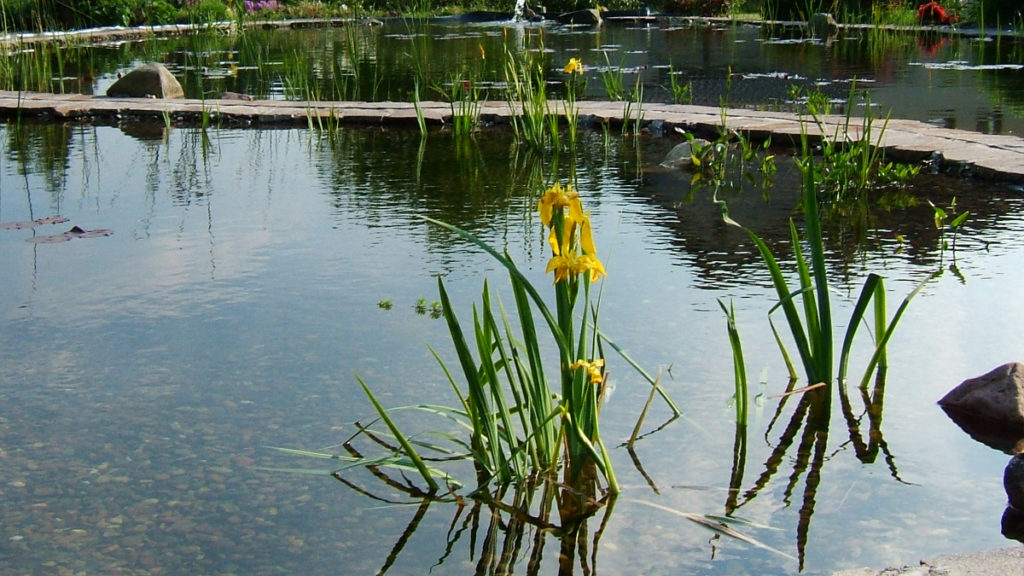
[556,9,601,26]
[106,63,184,99]
[939,362,1024,453]
[808,13,839,39]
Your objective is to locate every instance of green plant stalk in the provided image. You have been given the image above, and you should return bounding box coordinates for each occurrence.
[413,80,427,136]
[355,374,440,492]
[719,298,748,425]
[438,280,509,481]
[506,280,560,468]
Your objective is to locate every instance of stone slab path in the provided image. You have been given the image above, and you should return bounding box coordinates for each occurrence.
[2,90,1023,183]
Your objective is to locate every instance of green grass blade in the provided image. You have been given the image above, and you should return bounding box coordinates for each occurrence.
[598,330,681,415]
[420,215,570,364]
[718,298,748,426]
[743,228,816,382]
[355,374,440,493]
[801,161,832,382]
[856,273,936,388]
[837,273,883,383]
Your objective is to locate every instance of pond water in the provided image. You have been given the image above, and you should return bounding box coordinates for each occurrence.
[7,18,1024,135]
[2,120,1024,575]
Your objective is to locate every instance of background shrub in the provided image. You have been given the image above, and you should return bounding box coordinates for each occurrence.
[662,0,731,15]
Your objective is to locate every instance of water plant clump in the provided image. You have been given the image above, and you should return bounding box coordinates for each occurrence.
[793,83,921,205]
[720,153,931,391]
[320,179,677,498]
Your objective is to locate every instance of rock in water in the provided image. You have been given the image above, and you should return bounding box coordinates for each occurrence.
[660,139,711,168]
[939,362,1024,431]
[1006,454,1024,511]
[556,9,601,26]
[106,63,184,99]
[808,13,839,39]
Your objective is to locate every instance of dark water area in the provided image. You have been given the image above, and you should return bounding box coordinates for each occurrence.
[2,119,1024,574]
[5,18,1024,135]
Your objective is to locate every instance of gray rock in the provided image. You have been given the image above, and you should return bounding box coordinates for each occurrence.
[939,362,1024,432]
[219,91,254,101]
[808,13,839,39]
[106,63,184,99]
[557,9,602,26]
[660,138,711,168]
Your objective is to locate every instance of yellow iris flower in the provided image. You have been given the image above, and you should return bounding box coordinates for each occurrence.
[564,58,584,75]
[538,182,581,227]
[540,181,606,283]
[570,359,605,384]
[545,225,606,283]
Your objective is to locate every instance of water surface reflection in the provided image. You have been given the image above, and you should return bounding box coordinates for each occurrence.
[0,123,1022,574]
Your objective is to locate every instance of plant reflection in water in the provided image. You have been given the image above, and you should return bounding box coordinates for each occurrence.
[333,438,614,576]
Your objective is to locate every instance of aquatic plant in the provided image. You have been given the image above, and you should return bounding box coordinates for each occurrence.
[621,74,645,137]
[442,72,481,136]
[502,40,552,151]
[597,52,626,101]
[718,298,748,426]
[796,83,920,204]
[720,156,930,389]
[667,64,693,105]
[563,57,585,147]
[929,197,969,268]
[682,107,776,193]
[334,181,677,497]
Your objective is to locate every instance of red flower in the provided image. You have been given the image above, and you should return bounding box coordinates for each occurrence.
[918,1,955,25]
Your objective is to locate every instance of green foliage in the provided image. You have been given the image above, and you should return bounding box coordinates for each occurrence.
[662,0,732,16]
[1,0,48,30]
[184,0,232,24]
[793,83,919,205]
[718,298,748,425]
[668,65,693,105]
[929,197,969,266]
[966,0,1022,27]
[340,182,677,496]
[140,0,181,24]
[503,40,554,151]
[719,156,929,389]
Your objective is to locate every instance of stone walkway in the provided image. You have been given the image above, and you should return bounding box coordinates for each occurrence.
[2,90,1023,183]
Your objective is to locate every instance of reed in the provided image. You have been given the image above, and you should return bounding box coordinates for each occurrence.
[929,197,969,267]
[668,64,693,105]
[797,82,919,204]
[502,43,551,151]
[718,298,748,426]
[721,155,930,389]
[412,79,428,136]
[441,71,481,137]
[597,52,625,101]
[621,75,644,137]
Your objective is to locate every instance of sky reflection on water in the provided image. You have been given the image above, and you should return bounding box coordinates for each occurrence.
[1,123,1023,574]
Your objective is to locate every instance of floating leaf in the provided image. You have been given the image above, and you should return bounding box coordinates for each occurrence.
[26,226,113,243]
[1,216,69,230]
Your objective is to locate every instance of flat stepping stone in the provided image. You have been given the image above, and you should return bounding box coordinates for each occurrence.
[1,90,1021,183]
